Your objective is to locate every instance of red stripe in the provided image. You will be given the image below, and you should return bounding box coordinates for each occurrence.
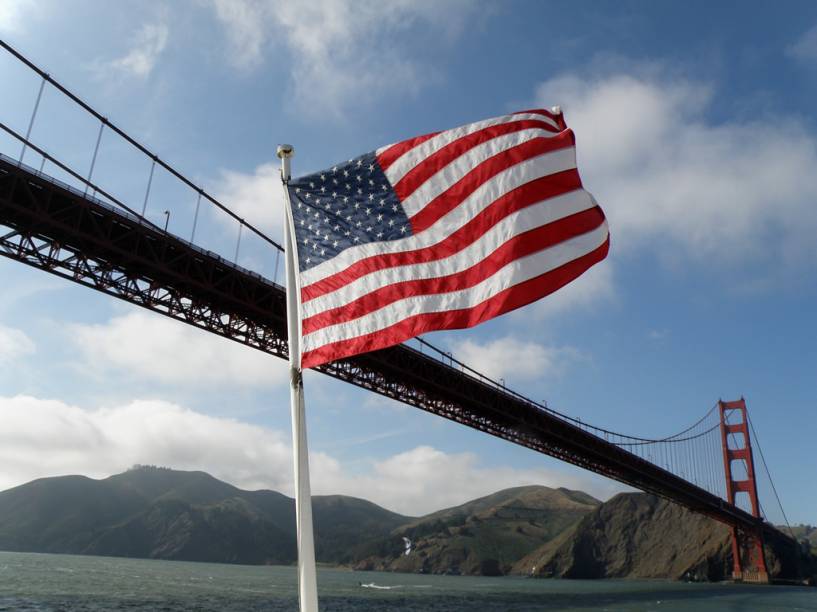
[409,131,575,234]
[302,238,610,369]
[302,207,606,334]
[514,108,566,130]
[377,132,440,171]
[393,119,561,202]
[301,169,583,303]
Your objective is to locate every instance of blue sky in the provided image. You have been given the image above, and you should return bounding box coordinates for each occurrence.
[0,0,815,524]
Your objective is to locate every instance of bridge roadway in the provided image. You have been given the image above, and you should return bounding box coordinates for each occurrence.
[0,154,775,536]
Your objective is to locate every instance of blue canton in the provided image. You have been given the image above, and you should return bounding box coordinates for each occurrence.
[287,151,412,272]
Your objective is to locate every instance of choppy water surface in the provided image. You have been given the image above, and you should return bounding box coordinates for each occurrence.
[0,551,814,611]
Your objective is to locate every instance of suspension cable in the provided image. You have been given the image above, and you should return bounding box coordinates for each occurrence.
[0,38,283,252]
[748,414,795,539]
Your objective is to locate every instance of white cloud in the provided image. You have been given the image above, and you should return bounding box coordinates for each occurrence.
[448,336,581,383]
[207,0,478,115]
[103,21,169,79]
[536,69,817,269]
[213,161,284,243]
[314,445,622,515]
[787,25,817,62]
[524,261,615,320]
[0,395,623,516]
[0,395,293,493]
[69,311,288,389]
[0,0,36,33]
[0,325,35,363]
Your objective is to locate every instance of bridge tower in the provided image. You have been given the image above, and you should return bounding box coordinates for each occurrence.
[718,398,769,583]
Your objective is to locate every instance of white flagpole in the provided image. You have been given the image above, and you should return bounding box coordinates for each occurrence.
[277,144,319,612]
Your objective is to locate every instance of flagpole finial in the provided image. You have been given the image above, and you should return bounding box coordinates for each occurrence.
[277,144,294,182]
[551,105,562,115]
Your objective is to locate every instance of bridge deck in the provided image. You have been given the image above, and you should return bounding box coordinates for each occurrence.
[0,155,773,535]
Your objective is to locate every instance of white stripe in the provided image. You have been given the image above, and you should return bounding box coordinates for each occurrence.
[302,189,595,319]
[300,146,578,289]
[399,127,562,218]
[382,112,560,186]
[302,221,609,353]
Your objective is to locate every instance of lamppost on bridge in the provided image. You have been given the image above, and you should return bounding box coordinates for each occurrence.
[162,210,170,233]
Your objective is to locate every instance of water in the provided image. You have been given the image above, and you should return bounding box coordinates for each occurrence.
[0,551,814,611]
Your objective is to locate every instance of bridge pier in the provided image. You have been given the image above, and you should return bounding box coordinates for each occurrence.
[718,399,769,584]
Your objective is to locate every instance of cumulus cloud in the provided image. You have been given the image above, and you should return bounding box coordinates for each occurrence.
[786,24,817,62]
[0,325,35,363]
[207,0,478,115]
[213,161,285,243]
[536,69,817,269]
[100,21,169,79]
[0,395,623,515]
[0,395,293,493]
[448,336,581,383]
[69,311,288,389]
[313,445,621,515]
[0,0,36,33]
[524,261,616,320]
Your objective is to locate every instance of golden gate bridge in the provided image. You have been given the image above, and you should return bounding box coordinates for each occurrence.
[0,39,798,583]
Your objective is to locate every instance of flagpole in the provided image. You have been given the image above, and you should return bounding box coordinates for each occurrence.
[277,143,319,612]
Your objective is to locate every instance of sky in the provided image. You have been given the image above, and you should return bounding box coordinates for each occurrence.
[0,0,815,523]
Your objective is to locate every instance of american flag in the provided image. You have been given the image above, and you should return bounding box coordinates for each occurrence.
[288,109,609,369]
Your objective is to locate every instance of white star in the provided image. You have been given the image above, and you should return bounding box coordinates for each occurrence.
[333,178,339,185]
[354,236,361,242]
[297,202,303,209]
[379,199,385,206]
[306,257,312,264]
[365,207,371,215]
[332,240,338,248]
[368,163,374,172]
[388,219,395,227]
[357,188,363,195]
[366,225,372,232]
[333,224,340,231]
[331,166,337,173]
[356,159,362,167]
[356,175,362,182]
[401,225,408,233]
[376,231,383,239]
[377,213,383,221]
[295,187,301,193]
[309,182,315,188]
[369,179,375,186]
[320,248,325,256]
[381,184,388,191]
[392,204,398,212]
[299,219,305,226]
[343,196,349,203]
[305,192,311,199]
[346,215,353,222]
[344,230,351,237]
[343,169,349,177]
[320,174,326,181]
[332,191,337,198]
[354,202,360,209]
[368,194,374,201]
[345,183,351,190]
[356,221,362,227]
[321,186,326,193]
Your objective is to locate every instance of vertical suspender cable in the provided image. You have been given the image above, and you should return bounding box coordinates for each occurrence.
[84,120,105,196]
[141,157,156,217]
[19,75,46,165]
[190,191,202,243]
[234,222,243,262]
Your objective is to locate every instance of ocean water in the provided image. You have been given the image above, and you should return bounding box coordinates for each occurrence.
[0,551,814,611]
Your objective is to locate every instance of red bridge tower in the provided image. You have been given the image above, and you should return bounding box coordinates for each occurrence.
[718,398,769,583]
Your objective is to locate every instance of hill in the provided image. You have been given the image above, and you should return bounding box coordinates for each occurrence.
[0,466,409,565]
[352,485,599,575]
[513,492,816,583]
